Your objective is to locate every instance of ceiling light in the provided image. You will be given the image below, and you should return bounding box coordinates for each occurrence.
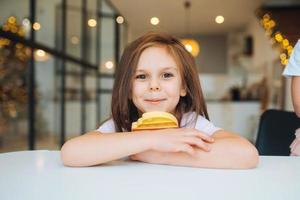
[88,19,97,27]
[116,16,124,24]
[150,17,159,25]
[215,15,224,24]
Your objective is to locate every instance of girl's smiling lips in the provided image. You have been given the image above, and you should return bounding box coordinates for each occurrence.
[144,98,167,104]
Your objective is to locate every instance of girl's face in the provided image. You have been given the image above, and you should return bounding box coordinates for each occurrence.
[132,46,186,115]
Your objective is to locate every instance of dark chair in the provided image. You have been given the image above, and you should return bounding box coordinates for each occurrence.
[255,109,300,156]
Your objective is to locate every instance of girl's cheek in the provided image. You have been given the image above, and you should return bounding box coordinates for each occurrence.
[163,81,180,90]
[133,83,148,93]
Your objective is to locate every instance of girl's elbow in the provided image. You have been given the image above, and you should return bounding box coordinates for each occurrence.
[241,145,259,169]
[60,141,76,167]
[294,102,300,118]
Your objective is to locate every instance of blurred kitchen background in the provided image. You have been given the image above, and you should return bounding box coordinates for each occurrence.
[0,0,299,152]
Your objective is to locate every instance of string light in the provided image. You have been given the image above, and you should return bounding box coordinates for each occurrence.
[8,16,16,24]
[274,32,283,42]
[287,45,293,56]
[260,13,292,66]
[0,16,30,121]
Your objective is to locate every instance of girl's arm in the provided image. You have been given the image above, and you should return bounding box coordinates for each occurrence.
[61,131,151,167]
[292,76,300,117]
[61,128,213,167]
[131,130,259,169]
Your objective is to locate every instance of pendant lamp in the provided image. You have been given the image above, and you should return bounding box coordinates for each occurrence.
[181,1,200,57]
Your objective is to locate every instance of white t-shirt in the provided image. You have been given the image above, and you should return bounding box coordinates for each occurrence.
[96,112,221,136]
[283,39,300,77]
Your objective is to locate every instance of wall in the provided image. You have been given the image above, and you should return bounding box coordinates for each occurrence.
[194,35,227,74]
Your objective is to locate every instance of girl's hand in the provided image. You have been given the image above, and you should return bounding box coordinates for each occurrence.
[130,150,165,164]
[141,128,214,156]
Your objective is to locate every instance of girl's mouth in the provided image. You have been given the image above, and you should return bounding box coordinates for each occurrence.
[145,99,166,105]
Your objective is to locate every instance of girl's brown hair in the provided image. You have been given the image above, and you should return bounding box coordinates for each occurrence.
[111,32,209,132]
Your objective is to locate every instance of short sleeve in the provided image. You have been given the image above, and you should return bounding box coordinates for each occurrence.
[194,115,222,136]
[283,40,300,77]
[96,119,116,133]
[180,112,221,136]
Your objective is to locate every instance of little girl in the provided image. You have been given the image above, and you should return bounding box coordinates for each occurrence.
[61,32,259,169]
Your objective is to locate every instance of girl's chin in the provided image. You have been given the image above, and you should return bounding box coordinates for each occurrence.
[141,108,174,114]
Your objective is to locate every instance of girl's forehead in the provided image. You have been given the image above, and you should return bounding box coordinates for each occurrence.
[136,46,179,70]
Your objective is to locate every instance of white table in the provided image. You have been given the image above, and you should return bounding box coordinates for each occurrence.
[0,150,300,200]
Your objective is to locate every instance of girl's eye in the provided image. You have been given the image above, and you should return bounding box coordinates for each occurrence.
[163,73,174,78]
[136,74,146,79]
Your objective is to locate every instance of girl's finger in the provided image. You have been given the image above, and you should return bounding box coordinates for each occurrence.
[174,144,195,156]
[186,130,214,143]
[130,155,138,160]
[182,137,211,152]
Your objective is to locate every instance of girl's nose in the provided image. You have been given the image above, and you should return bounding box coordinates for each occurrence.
[149,80,160,91]
[150,86,160,91]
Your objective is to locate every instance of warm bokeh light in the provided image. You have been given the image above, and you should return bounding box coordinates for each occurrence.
[280,53,286,60]
[281,58,288,65]
[150,17,160,25]
[36,49,46,57]
[22,18,30,26]
[116,16,124,24]
[275,32,283,42]
[34,49,50,61]
[185,44,193,52]
[105,61,114,69]
[88,19,97,27]
[215,15,224,24]
[263,14,270,22]
[260,13,291,67]
[33,22,41,30]
[282,39,289,48]
[8,16,16,24]
[268,20,276,29]
[287,46,293,56]
[181,39,200,57]
[71,36,79,45]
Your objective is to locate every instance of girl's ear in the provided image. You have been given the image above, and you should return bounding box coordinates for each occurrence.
[180,87,187,97]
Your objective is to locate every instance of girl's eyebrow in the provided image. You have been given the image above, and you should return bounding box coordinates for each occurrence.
[136,67,178,72]
[162,67,178,71]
